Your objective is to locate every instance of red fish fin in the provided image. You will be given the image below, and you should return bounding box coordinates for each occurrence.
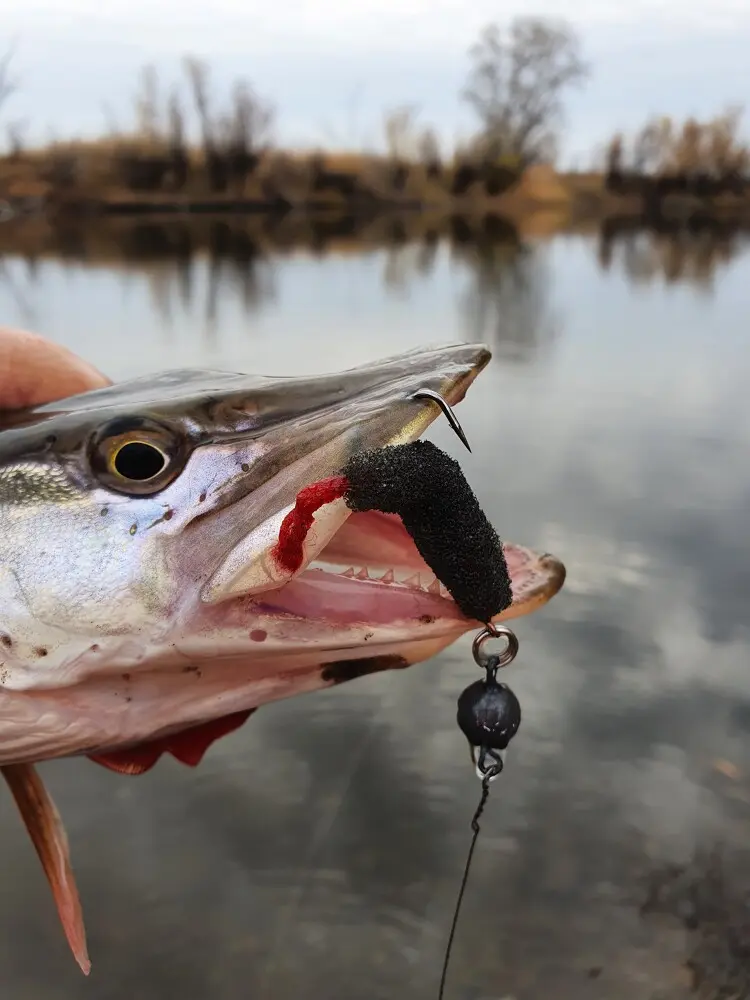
[164,709,255,766]
[2,762,90,975]
[87,709,256,774]
[87,747,161,775]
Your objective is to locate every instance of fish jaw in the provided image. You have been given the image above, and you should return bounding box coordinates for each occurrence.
[0,518,565,766]
[181,341,493,604]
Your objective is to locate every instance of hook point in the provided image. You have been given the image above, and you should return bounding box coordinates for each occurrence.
[412,388,472,453]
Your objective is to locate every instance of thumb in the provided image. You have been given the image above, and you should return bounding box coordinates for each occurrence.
[0,327,110,410]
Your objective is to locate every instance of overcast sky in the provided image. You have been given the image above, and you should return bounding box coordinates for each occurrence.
[3,0,750,166]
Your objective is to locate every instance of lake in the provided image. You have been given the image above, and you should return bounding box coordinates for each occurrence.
[0,219,749,999]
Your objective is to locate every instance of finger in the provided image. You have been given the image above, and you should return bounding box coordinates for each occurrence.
[0,327,110,409]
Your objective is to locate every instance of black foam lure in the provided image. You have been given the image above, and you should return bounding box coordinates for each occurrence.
[342,441,513,623]
[275,440,513,623]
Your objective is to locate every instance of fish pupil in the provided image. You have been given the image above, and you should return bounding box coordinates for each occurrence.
[114,442,167,482]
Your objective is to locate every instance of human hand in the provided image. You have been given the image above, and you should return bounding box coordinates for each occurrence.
[0,326,109,409]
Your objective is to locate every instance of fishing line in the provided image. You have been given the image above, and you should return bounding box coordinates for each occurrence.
[438,622,522,1000]
[437,773,492,1000]
[271,434,522,999]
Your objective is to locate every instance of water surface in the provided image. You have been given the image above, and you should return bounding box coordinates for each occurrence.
[0,223,749,999]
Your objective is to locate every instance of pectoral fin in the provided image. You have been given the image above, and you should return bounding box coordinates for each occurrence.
[2,763,90,975]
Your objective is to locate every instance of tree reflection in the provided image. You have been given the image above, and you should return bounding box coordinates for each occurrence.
[598,219,750,293]
[3,214,749,355]
[0,257,36,328]
[382,232,440,295]
[0,217,278,344]
[127,221,277,340]
[451,219,558,363]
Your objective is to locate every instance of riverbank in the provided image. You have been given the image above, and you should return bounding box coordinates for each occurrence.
[3,143,750,229]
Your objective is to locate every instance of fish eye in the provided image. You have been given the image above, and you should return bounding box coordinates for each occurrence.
[89,418,188,496]
[111,440,168,482]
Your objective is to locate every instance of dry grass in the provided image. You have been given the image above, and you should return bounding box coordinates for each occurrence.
[0,136,532,211]
[0,137,619,230]
[1,132,749,228]
[606,109,750,177]
[600,110,750,217]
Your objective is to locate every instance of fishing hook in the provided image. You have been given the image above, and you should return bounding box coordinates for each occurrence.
[412,388,472,453]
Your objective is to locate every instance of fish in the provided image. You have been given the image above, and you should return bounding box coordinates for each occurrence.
[0,342,565,973]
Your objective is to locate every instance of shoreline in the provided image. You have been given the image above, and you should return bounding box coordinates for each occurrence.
[3,154,750,229]
[0,203,747,270]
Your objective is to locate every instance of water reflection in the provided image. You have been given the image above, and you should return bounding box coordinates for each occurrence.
[0,257,37,328]
[0,213,555,360]
[141,222,277,342]
[598,217,750,291]
[452,224,558,363]
[0,214,746,356]
[0,216,749,997]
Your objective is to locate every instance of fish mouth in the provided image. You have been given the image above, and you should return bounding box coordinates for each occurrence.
[194,341,493,607]
[260,510,566,635]
[186,342,565,662]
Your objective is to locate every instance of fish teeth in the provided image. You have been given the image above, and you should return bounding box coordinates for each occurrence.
[333,564,449,598]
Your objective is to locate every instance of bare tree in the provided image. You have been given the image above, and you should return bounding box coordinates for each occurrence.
[101,100,122,138]
[166,89,189,189]
[383,104,420,160]
[0,47,16,113]
[614,108,750,177]
[462,17,588,165]
[134,64,160,141]
[631,115,673,173]
[226,81,275,154]
[605,132,624,175]
[671,118,703,174]
[183,56,213,150]
[0,46,23,159]
[167,90,186,149]
[6,118,26,157]
[420,127,440,159]
[706,106,749,174]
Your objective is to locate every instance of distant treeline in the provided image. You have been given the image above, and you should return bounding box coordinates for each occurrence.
[0,19,585,207]
[604,109,750,204]
[1,20,750,220]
